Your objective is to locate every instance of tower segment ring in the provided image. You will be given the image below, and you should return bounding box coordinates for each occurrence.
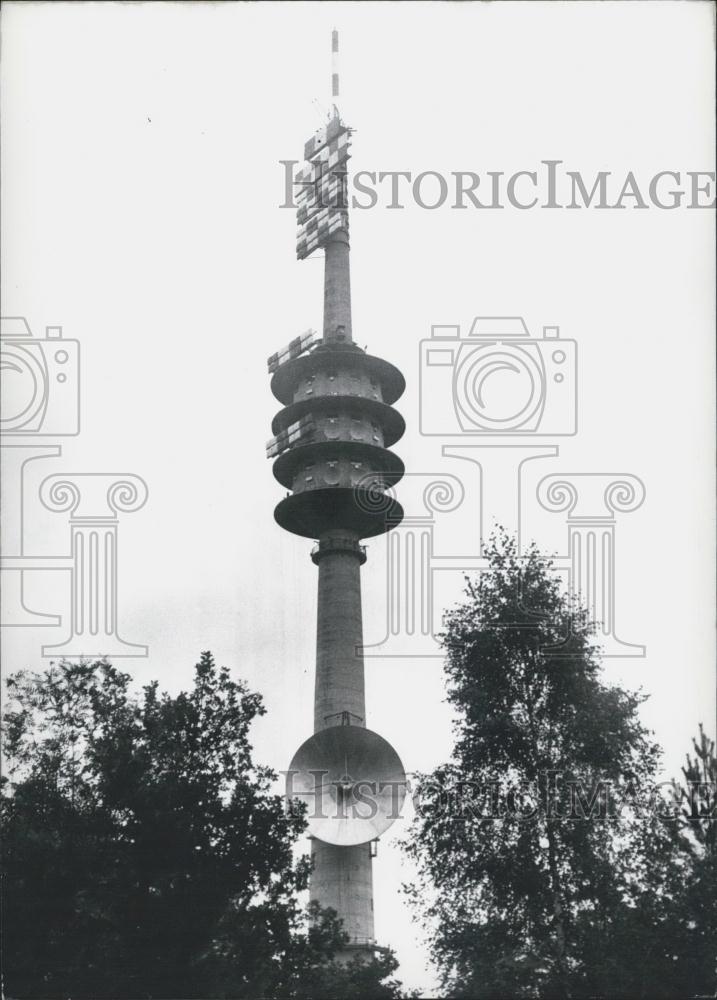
[271,439,405,490]
[271,395,405,448]
[270,350,406,407]
[274,487,404,540]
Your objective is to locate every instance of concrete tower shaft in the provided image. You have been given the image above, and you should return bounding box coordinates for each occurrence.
[311,531,375,948]
[311,841,374,944]
[310,224,375,949]
[312,532,367,731]
[323,231,352,344]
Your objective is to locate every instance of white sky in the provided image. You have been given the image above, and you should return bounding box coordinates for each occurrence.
[1,2,715,993]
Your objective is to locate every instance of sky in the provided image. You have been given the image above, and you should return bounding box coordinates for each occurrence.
[1,2,715,993]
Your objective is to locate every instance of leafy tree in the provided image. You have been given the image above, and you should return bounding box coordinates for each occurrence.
[2,654,413,999]
[584,727,717,999]
[678,725,716,853]
[278,925,415,1000]
[671,727,717,992]
[403,532,713,998]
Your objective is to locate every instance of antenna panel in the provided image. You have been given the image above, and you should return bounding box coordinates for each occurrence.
[267,329,317,374]
[296,123,351,260]
[266,415,315,459]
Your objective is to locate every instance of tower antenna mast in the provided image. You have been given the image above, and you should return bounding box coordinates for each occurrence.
[331,28,340,119]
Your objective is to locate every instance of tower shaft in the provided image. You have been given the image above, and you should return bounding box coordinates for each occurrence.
[309,235,374,946]
[323,231,352,343]
[311,841,374,945]
[314,533,366,730]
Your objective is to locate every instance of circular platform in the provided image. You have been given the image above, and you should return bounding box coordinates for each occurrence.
[270,348,405,407]
[274,486,404,539]
[271,394,406,448]
[272,440,404,490]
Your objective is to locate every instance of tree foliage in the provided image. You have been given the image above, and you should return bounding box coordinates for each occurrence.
[403,532,716,998]
[2,653,412,999]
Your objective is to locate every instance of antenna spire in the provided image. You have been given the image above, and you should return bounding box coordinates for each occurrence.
[331,29,339,117]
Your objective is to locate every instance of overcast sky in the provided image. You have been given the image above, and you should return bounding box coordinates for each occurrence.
[2,2,715,992]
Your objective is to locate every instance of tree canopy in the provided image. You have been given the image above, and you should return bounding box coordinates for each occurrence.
[1,653,412,999]
[403,532,716,998]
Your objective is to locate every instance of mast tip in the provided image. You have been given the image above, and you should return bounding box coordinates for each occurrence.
[331,29,340,107]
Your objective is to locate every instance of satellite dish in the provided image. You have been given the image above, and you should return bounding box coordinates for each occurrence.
[287,725,407,846]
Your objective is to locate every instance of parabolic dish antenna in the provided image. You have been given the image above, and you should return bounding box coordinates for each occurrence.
[286,725,407,847]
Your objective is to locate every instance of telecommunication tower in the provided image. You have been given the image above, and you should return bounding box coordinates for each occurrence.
[266,31,407,957]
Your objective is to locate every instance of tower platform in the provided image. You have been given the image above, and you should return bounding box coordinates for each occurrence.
[275,486,404,540]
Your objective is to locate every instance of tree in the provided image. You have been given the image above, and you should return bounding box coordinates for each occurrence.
[670,726,717,993]
[585,727,717,999]
[1,654,413,999]
[277,919,414,1000]
[402,532,708,999]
